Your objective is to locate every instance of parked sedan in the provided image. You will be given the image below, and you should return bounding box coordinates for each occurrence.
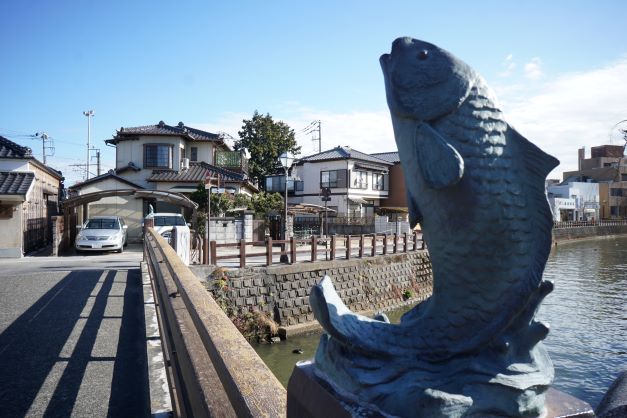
[75,216,128,253]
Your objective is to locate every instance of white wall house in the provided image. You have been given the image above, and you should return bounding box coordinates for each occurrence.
[69,121,257,241]
[266,146,393,217]
[548,181,600,221]
[0,136,63,257]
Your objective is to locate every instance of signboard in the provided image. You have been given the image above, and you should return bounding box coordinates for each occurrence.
[321,187,331,201]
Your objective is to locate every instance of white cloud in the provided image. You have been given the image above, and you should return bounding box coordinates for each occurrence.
[194,108,396,158]
[524,57,544,80]
[496,57,627,178]
[196,58,627,182]
[499,54,516,78]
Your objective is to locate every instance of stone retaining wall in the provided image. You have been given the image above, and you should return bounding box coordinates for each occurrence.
[192,251,433,328]
[552,225,627,242]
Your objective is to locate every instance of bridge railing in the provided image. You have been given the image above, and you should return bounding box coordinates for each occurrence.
[553,219,627,229]
[210,232,425,268]
[144,227,286,417]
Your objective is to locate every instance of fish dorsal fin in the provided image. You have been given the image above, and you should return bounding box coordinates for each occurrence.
[415,123,464,189]
[511,127,559,180]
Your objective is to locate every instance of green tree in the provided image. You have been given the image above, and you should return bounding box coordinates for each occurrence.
[190,183,208,211]
[250,192,284,219]
[234,111,301,189]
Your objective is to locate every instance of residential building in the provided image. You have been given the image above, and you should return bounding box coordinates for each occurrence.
[562,145,626,218]
[69,121,256,241]
[370,151,409,221]
[267,146,393,217]
[547,181,599,221]
[0,136,63,257]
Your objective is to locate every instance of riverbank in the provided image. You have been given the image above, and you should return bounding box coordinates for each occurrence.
[552,223,627,244]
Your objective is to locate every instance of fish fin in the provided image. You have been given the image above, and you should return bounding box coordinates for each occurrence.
[310,276,405,356]
[415,123,465,189]
[510,127,560,178]
[511,127,559,280]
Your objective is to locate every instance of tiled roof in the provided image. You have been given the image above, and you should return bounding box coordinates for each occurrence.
[0,171,35,195]
[295,146,393,166]
[69,171,145,191]
[370,151,400,163]
[107,121,222,145]
[0,136,33,158]
[147,161,245,183]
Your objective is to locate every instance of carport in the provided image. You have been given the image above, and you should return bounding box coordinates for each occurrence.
[62,189,198,248]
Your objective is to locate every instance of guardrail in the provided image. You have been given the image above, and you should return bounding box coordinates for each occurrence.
[210,232,425,268]
[553,219,627,229]
[144,227,286,417]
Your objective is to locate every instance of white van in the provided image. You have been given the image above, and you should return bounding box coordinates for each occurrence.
[143,212,190,243]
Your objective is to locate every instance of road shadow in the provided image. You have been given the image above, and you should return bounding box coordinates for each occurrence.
[0,268,150,417]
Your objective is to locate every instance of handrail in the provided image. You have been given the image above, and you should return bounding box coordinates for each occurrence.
[144,227,286,417]
[208,233,425,267]
[553,219,627,229]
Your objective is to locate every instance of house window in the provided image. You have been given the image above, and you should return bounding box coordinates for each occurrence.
[265,175,285,192]
[321,170,347,188]
[610,188,623,197]
[373,173,385,191]
[190,147,198,162]
[352,171,368,189]
[144,144,173,169]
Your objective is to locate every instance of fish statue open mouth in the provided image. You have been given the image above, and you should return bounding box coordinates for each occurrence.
[308,37,559,417]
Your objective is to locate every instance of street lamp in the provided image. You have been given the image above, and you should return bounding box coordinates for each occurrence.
[279,151,294,263]
[83,110,95,180]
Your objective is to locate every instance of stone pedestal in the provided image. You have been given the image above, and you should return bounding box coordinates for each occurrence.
[287,362,595,418]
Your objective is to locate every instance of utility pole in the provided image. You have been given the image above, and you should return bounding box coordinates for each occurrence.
[83,110,95,179]
[96,149,101,176]
[35,132,54,165]
[312,120,322,153]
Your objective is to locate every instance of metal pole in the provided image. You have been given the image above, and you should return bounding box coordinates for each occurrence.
[281,167,289,263]
[83,110,94,179]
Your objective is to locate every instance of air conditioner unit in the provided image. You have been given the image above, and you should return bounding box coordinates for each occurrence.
[180,158,190,170]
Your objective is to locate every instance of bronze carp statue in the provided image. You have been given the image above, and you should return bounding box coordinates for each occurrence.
[309,37,559,417]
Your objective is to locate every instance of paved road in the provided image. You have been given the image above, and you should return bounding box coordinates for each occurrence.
[0,245,150,418]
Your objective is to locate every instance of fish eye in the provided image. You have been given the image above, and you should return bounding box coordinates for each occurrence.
[417,50,429,60]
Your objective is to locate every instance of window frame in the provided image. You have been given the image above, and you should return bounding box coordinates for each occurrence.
[321,170,339,188]
[372,173,385,191]
[144,143,174,169]
[352,170,368,189]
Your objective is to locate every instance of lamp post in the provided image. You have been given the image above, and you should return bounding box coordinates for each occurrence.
[83,110,95,180]
[279,151,294,263]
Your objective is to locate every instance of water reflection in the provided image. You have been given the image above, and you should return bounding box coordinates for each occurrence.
[254,236,627,408]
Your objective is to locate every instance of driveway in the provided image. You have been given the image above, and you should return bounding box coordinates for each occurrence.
[0,245,151,417]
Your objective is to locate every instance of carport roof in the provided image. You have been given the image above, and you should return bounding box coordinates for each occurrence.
[64,189,198,209]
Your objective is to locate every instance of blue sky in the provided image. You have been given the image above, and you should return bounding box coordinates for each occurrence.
[1,1,626,186]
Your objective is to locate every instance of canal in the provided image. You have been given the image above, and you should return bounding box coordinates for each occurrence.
[254,235,627,408]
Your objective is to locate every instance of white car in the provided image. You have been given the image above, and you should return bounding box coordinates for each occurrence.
[75,216,128,253]
[144,212,190,243]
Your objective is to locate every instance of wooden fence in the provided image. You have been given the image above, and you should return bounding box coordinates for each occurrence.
[210,233,424,268]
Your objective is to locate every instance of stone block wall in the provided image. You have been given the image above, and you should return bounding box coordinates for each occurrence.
[209,212,253,244]
[552,224,627,242]
[195,251,433,328]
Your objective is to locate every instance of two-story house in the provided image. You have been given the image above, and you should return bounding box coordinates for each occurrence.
[69,121,256,241]
[267,146,394,218]
[0,136,63,257]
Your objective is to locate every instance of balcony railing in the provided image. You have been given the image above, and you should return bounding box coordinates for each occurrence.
[215,151,248,173]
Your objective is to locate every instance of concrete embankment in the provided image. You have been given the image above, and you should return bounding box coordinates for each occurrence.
[552,224,627,243]
[191,250,433,336]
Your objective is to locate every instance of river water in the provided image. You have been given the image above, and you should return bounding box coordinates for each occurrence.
[254,235,627,408]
